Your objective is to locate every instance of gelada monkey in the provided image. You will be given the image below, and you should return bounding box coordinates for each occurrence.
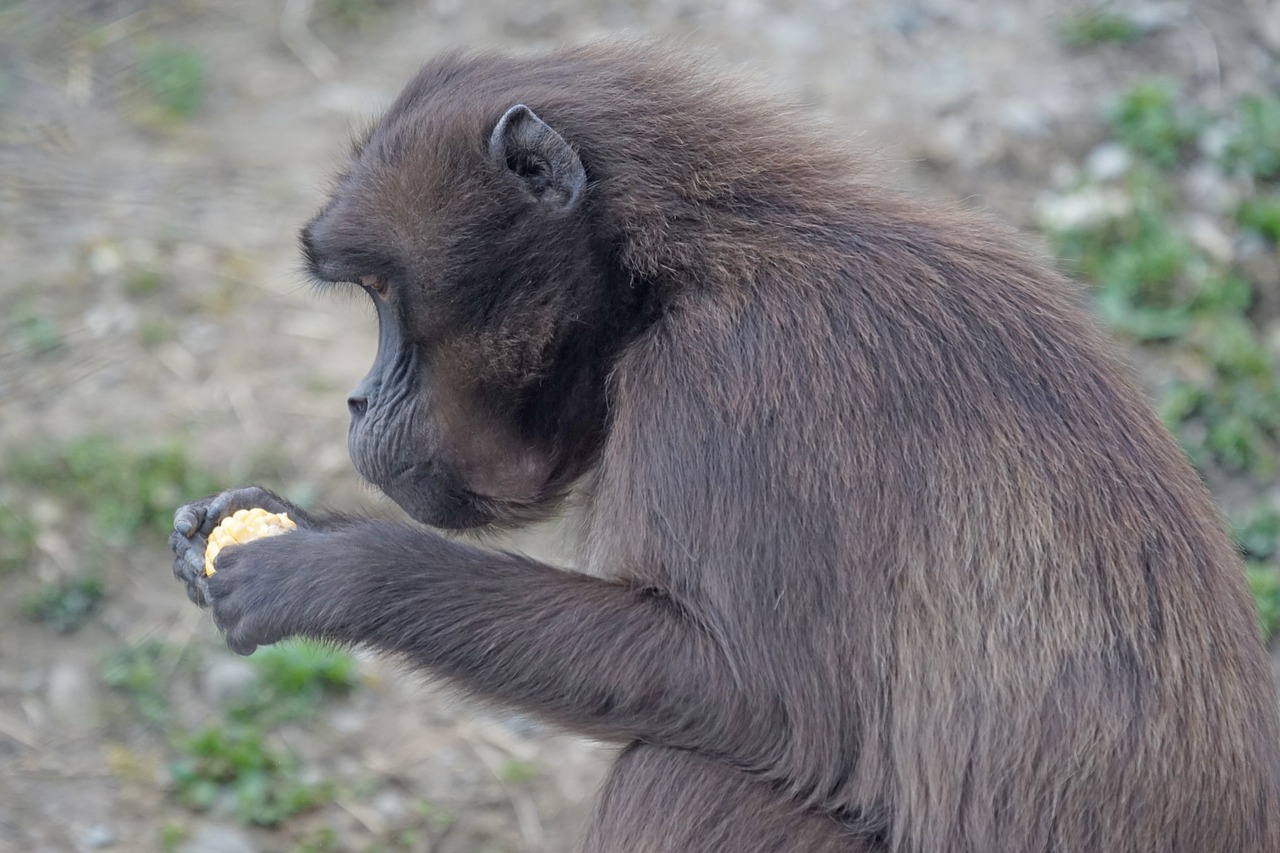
[169,43,1280,852]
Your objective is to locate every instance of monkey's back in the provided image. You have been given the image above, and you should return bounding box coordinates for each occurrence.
[600,194,1280,851]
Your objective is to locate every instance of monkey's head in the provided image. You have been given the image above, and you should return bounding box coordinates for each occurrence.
[300,57,654,530]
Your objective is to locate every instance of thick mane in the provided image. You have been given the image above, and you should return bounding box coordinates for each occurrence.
[379,43,867,289]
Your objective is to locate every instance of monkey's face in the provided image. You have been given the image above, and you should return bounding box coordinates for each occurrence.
[300,95,636,531]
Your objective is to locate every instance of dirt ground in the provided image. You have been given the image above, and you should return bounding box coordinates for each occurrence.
[0,1,1277,851]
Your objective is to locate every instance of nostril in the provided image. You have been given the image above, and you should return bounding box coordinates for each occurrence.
[347,396,369,417]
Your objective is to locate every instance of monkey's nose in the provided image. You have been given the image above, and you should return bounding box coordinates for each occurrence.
[347,396,369,417]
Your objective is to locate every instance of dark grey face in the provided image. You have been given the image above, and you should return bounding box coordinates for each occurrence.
[300,99,647,531]
[343,296,466,528]
[301,210,486,528]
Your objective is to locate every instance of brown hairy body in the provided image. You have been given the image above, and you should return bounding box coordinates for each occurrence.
[170,44,1280,852]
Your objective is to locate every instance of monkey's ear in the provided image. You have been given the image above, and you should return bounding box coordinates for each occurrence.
[489,104,586,212]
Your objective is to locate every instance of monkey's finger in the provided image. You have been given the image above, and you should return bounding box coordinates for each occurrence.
[200,492,237,536]
[169,529,199,569]
[198,487,285,536]
[169,527,201,561]
[186,546,206,578]
[169,530,210,582]
[169,539,209,607]
[173,505,205,538]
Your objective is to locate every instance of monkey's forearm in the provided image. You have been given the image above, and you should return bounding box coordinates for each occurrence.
[305,523,776,754]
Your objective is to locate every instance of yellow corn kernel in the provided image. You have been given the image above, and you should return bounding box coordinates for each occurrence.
[203,508,297,576]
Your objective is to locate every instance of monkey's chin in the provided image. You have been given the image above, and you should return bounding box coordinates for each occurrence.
[413,499,495,532]
[378,466,496,531]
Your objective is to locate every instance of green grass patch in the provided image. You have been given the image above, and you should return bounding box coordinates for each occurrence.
[135,43,207,121]
[95,638,359,827]
[1042,81,1280,636]
[123,267,163,297]
[13,300,64,357]
[1044,82,1280,480]
[7,434,223,544]
[158,823,188,853]
[1106,81,1200,169]
[138,318,176,348]
[21,575,105,633]
[1058,7,1140,48]
[1237,195,1280,243]
[228,640,359,725]
[0,499,36,573]
[169,721,333,826]
[317,0,402,31]
[1236,508,1280,563]
[1247,567,1280,640]
[499,759,540,785]
[101,639,192,727]
[289,827,340,853]
[1237,510,1280,638]
[1221,94,1280,182]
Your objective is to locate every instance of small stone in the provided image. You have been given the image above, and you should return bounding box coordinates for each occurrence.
[372,788,409,824]
[1238,243,1280,321]
[326,707,365,735]
[1036,186,1131,232]
[916,58,975,113]
[46,662,98,731]
[918,116,970,170]
[1049,162,1080,191]
[1127,2,1188,32]
[1199,124,1233,163]
[1186,215,1234,265]
[1236,232,1272,262]
[1000,101,1050,138]
[1181,163,1240,215]
[314,83,392,116]
[179,825,258,853]
[172,243,218,271]
[87,242,123,276]
[29,497,65,528]
[79,824,116,848]
[767,19,818,53]
[1256,0,1280,54]
[122,238,160,266]
[1084,142,1132,183]
[880,2,928,36]
[82,301,139,338]
[502,713,543,739]
[199,658,259,709]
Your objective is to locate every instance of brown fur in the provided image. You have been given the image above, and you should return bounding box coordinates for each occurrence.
[174,43,1280,852]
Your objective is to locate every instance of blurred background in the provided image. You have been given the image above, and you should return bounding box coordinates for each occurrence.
[0,0,1277,850]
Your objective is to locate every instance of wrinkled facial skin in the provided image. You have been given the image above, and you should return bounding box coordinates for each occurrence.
[299,99,653,530]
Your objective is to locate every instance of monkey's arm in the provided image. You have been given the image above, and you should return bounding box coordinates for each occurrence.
[186,520,771,752]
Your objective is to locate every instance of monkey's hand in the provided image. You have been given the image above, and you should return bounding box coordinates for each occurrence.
[168,486,315,609]
[199,530,343,655]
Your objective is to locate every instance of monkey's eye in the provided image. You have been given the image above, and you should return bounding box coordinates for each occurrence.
[360,274,390,299]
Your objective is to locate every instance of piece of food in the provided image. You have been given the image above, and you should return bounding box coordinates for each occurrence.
[204,508,296,576]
